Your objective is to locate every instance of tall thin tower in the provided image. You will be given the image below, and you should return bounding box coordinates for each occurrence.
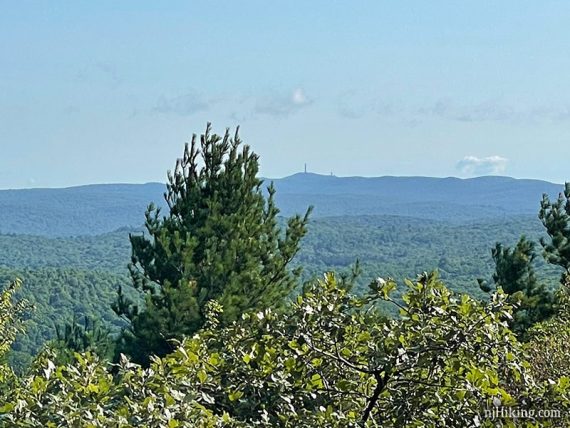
[304,163,307,173]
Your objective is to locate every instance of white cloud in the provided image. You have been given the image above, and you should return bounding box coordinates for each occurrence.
[291,88,308,105]
[456,155,508,176]
[255,88,312,117]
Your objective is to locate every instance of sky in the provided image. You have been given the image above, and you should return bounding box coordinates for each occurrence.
[2,1,570,188]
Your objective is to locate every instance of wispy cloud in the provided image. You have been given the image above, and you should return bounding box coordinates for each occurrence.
[255,88,312,117]
[336,90,396,120]
[94,62,122,86]
[75,62,123,87]
[337,104,364,119]
[335,94,570,124]
[417,99,570,124]
[153,91,210,116]
[454,102,515,123]
[456,155,508,176]
[337,91,367,119]
[418,99,518,122]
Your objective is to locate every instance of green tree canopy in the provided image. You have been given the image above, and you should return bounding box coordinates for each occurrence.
[479,236,556,336]
[539,183,570,273]
[114,124,311,365]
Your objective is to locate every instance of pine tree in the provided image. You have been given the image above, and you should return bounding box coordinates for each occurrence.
[479,236,556,336]
[539,182,570,273]
[52,315,114,364]
[114,124,312,364]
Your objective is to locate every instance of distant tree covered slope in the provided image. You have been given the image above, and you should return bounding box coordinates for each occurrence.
[0,175,563,236]
[0,267,131,368]
[0,183,166,236]
[272,174,563,220]
[0,168,564,365]
[0,212,562,365]
[0,229,134,272]
[0,214,559,295]
[296,214,562,297]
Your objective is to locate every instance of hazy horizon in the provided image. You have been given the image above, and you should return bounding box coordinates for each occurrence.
[0,171,563,192]
[3,2,570,188]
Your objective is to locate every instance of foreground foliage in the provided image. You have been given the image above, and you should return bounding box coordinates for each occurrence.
[2,273,570,427]
[526,276,570,384]
[0,280,30,360]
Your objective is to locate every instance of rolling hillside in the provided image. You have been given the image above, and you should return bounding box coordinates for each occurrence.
[0,174,563,236]
[0,174,564,365]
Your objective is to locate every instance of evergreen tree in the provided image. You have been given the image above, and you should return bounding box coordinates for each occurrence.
[539,182,570,273]
[114,123,312,364]
[52,315,114,364]
[479,236,556,336]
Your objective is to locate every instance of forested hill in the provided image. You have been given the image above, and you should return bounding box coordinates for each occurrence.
[0,173,564,366]
[0,183,166,236]
[0,213,560,364]
[0,174,564,236]
[271,173,563,220]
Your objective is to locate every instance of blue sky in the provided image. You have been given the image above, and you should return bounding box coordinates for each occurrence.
[1,1,570,188]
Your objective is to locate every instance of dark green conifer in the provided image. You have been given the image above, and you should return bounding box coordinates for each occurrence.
[479,236,556,336]
[539,183,570,273]
[53,315,114,363]
[114,124,311,364]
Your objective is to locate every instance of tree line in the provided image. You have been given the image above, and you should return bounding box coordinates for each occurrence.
[1,124,570,426]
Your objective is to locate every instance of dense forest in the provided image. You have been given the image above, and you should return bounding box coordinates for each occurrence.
[1,213,562,364]
[1,125,570,426]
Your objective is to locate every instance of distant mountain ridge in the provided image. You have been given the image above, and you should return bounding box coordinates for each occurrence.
[0,182,167,237]
[271,173,563,221]
[0,174,563,236]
